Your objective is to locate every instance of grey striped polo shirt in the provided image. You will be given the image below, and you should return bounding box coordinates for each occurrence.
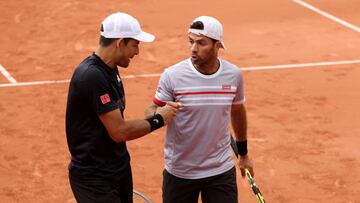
[153,58,245,179]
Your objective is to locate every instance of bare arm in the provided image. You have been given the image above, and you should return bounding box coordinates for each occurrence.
[100,102,180,143]
[231,103,247,142]
[99,109,151,143]
[231,103,254,176]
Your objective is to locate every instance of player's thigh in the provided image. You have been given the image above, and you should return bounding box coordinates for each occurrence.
[201,167,238,203]
[69,175,121,203]
[162,169,200,203]
[114,166,133,203]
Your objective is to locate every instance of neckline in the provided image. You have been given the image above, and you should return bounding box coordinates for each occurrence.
[188,58,222,79]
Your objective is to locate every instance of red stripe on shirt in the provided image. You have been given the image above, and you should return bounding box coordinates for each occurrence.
[152,97,166,106]
[174,91,236,96]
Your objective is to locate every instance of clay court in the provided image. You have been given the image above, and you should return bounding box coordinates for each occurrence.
[0,0,359,202]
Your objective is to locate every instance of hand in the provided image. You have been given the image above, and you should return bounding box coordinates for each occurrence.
[238,154,254,177]
[155,102,182,125]
[165,101,183,109]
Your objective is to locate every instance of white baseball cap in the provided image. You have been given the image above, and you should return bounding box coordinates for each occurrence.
[188,16,226,49]
[100,12,155,42]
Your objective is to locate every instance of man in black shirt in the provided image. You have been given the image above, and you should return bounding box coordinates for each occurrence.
[66,12,181,203]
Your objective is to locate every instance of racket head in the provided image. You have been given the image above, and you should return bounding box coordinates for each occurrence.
[133,189,152,203]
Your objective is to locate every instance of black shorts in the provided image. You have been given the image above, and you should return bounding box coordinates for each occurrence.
[162,167,238,203]
[69,167,133,203]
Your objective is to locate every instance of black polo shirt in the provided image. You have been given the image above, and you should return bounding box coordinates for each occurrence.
[66,53,130,179]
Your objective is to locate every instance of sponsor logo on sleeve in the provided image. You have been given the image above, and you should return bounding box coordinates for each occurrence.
[100,93,111,104]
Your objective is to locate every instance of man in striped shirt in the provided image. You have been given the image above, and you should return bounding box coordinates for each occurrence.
[145,16,254,203]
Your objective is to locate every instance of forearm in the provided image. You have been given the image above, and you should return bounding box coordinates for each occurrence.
[100,109,164,143]
[231,104,249,157]
[111,119,151,142]
[232,105,254,176]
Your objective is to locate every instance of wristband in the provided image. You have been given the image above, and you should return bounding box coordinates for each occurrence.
[236,140,248,156]
[146,114,164,132]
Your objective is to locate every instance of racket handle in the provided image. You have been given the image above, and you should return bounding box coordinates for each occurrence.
[230,134,266,203]
[245,169,266,203]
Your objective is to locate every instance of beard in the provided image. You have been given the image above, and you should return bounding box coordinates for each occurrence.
[191,41,217,63]
[191,50,216,67]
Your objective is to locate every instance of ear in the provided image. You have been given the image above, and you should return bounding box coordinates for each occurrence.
[215,41,222,50]
[116,39,123,48]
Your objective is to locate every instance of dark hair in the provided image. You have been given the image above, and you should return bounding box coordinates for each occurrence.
[190,21,204,30]
[189,21,218,45]
[99,36,132,47]
[99,36,117,47]
[99,24,132,47]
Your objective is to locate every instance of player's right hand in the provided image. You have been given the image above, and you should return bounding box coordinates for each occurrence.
[239,154,254,177]
[166,101,183,109]
[156,102,182,124]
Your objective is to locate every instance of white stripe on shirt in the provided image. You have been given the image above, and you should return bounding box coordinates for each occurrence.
[183,102,233,106]
[174,86,237,91]
[180,97,234,101]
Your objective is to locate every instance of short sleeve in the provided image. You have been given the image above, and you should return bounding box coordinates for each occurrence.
[83,67,119,115]
[153,70,174,106]
[233,70,245,104]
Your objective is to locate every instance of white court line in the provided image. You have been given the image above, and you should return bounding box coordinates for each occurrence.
[240,59,360,71]
[0,79,70,87]
[124,73,162,78]
[0,59,360,88]
[293,0,360,33]
[0,64,17,83]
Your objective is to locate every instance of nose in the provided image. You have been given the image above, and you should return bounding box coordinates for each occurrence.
[135,47,139,55]
[190,43,198,53]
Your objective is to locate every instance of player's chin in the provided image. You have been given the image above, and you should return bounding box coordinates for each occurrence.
[118,60,130,68]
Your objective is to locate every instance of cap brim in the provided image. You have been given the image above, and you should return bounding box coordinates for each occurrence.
[133,31,155,42]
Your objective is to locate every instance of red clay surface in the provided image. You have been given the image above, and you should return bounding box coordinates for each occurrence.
[0,0,359,202]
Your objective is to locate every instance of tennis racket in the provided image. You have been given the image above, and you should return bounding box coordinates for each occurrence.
[230,135,266,203]
[133,189,153,203]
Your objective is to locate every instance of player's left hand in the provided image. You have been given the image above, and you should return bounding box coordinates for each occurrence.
[238,154,254,177]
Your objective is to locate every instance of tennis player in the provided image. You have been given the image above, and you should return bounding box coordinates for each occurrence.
[66,12,180,203]
[145,16,254,203]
